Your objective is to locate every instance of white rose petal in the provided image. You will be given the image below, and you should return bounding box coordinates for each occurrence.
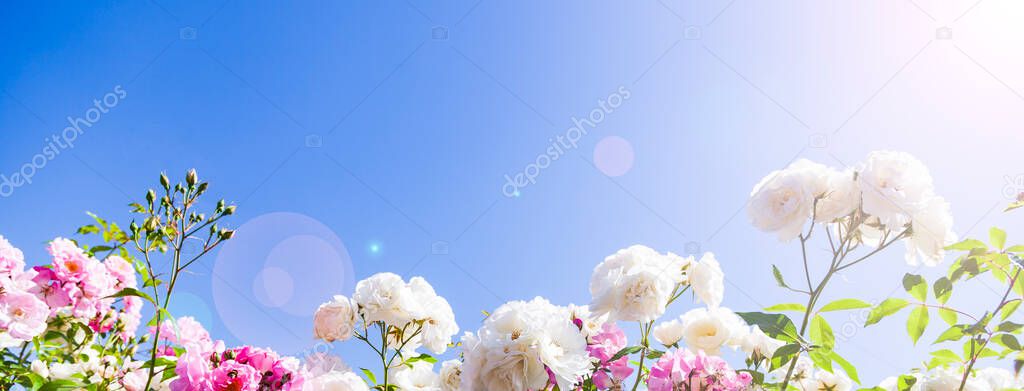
[679,307,747,356]
[589,245,684,322]
[688,252,725,308]
[748,161,820,241]
[652,318,685,347]
[439,360,462,391]
[904,196,956,267]
[859,151,935,229]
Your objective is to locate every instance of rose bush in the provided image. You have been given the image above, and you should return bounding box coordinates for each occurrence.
[0,151,1019,391]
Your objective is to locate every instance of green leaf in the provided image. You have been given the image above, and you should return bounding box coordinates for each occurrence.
[897,375,918,391]
[997,321,1023,333]
[903,274,928,302]
[990,227,1007,250]
[772,264,790,289]
[405,353,437,364]
[1007,200,1024,212]
[769,343,801,371]
[930,349,960,360]
[360,368,376,385]
[76,225,101,235]
[810,315,835,350]
[830,351,861,384]
[946,239,986,251]
[907,306,929,345]
[39,380,82,391]
[865,298,910,326]
[1007,245,1024,252]
[764,303,807,312]
[1001,300,1022,321]
[934,325,965,344]
[106,287,157,305]
[938,308,958,326]
[933,277,953,304]
[994,334,1022,350]
[737,312,799,342]
[609,346,645,362]
[819,298,872,313]
[809,348,833,372]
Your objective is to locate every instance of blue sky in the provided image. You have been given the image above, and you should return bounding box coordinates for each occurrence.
[2,0,1024,383]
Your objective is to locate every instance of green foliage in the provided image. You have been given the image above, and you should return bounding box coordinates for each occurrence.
[737,312,799,343]
[906,306,929,345]
[818,298,872,313]
[865,298,910,326]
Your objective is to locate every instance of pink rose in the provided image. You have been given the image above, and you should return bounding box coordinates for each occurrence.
[211,360,261,391]
[0,291,49,340]
[0,236,26,276]
[104,255,137,288]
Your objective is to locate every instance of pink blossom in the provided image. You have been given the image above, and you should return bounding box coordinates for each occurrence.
[48,238,91,282]
[172,350,215,391]
[152,316,215,354]
[119,296,143,342]
[211,360,261,391]
[171,344,304,391]
[0,291,49,340]
[647,349,751,391]
[587,324,634,389]
[0,236,26,276]
[104,255,137,288]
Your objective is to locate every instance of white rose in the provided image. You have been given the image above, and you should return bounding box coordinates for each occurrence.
[589,245,682,322]
[688,252,724,308]
[651,318,684,347]
[314,295,358,342]
[922,368,990,391]
[305,370,371,391]
[30,359,48,378]
[566,304,607,341]
[438,360,462,391]
[748,160,821,241]
[461,298,589,391]
[739,325,784,362]
[679,307,747,355]
[800,370,852,391]
[48,362,79,380]
[353,273,423,326]
[393,361,440,391]
[859,151,935,229]
[977,367,1021,390]
[905,196,957,266]
[816,168,861,221]
[408,277,459,355]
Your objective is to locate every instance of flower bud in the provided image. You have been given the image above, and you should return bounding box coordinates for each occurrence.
[186,169,198,186]
[159,173,170,190]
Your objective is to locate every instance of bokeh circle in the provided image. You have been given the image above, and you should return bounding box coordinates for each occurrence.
[593,136,635,177]
[212,212,354,352]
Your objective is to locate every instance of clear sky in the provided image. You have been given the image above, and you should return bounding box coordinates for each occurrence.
[2,0,1023,384]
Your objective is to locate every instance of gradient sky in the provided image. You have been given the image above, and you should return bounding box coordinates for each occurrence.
[2,0,1023,384]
